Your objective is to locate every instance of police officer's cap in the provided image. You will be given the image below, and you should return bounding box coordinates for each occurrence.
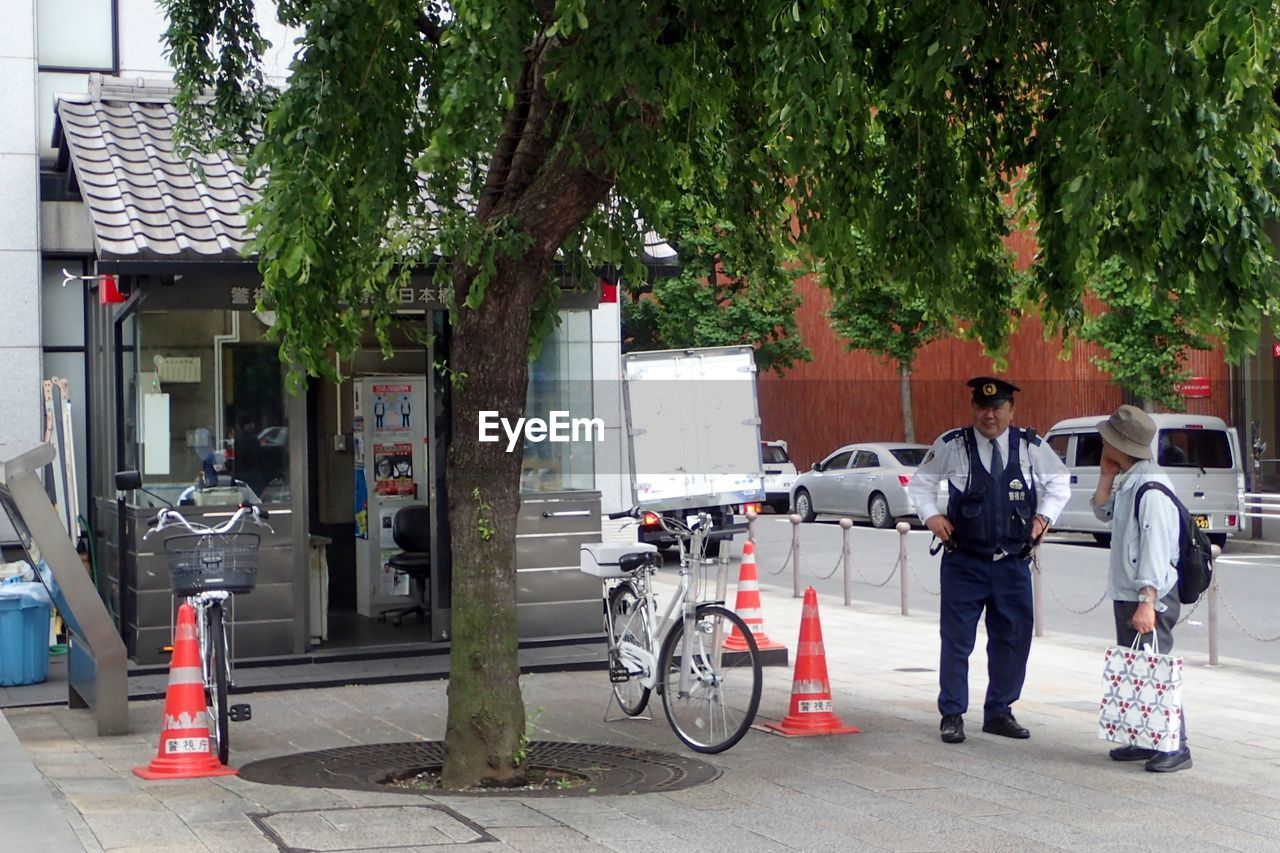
[967,376,1020,406]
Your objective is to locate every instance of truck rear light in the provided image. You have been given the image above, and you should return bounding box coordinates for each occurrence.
[742,502,761,515]
[1227,514,1237,527]
[641,511,660,527]
[898,475,910,486]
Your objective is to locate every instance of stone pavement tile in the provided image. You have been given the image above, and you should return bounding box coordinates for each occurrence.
[49,775,143,796]
[78,809,201,849]
[828,760,942,792]
[185,819,280,853]
[883,786,1013,817]
[602,797,784,850]
[487,825,611,852]
[971,811,1143,851]
[64,791,169,814]
[433,797,564,828]
[720,807,891,851]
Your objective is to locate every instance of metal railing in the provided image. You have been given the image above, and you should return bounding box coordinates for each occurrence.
[748,512,1279,667]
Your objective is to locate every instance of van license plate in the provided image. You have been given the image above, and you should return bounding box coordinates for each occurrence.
[1193,514,1210,529]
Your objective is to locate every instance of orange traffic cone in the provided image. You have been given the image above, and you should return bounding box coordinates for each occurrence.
[725,540,785,652]
[764,586,860,737]
[134,603,237,779]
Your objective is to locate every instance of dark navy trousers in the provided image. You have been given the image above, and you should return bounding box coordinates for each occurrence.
[938,549,1034,720]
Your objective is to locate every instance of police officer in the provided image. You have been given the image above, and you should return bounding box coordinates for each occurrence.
[908,377,1070,744]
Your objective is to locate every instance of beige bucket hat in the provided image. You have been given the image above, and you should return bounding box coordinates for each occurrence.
[1097,405,1156,460]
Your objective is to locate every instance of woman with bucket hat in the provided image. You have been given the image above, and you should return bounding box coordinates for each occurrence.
[1091,404,1191,773]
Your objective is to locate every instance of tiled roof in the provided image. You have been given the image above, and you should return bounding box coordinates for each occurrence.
[53,75,678,273]
[53,76,259,262]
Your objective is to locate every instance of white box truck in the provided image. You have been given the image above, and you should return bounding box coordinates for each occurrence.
[621,346,765,550]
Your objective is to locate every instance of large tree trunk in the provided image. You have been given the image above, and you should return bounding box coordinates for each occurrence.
[440,255,543,788]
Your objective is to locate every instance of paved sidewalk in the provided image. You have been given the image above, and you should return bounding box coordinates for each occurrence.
[5,576,1280,852]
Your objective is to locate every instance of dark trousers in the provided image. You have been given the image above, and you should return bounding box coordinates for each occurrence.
[938,549,1034,720]
[1113,591,1188,748]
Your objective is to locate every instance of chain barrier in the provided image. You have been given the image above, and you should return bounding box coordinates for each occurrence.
[854,552,900,588]
[812,550,842,581]
[910,563,940,596]
[1175,596,1201,626]
[1033,549,1109,615]
[764,536,792,577]
[1215,577,1280,642]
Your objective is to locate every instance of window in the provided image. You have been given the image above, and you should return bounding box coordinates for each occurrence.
[520,310,595,493]
[1076,432,1103,467]
[889,448,928,466]
[854,451,881,468]
[762,443,791,465]
[38,0,116,70]
[1159,429,1232,469]
[1047,434,1070,464]
[823,450,854,470]
[129,309,290,506]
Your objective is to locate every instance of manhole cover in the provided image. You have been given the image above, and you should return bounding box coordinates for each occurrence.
[239,741,721,797]
[250,804,495,850]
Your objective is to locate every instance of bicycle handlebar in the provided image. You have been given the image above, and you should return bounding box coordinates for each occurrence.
[145,504,272,538]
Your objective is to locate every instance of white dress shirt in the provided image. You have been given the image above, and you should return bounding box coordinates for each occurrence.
[1089,460,1180,611]
[908,426,1071,524]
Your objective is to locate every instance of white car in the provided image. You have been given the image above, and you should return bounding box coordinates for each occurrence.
[790,442,930,528]
[761,440,798,513]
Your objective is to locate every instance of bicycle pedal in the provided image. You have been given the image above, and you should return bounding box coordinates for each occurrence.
[229,703,252,722]
[608,664,631,684]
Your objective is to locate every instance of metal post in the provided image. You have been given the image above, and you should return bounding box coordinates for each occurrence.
[839,518,853,606]
[1032,549,1044,638]
[896,521,910,616]
[790,513,802,598]
[713,538,731,606]
[1208,545,1221,666]
[746,509,757,544]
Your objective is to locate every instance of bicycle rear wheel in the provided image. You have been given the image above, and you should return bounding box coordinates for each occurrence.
[205,603,230,765]
[658,604,761,753]
[606,581,652,716]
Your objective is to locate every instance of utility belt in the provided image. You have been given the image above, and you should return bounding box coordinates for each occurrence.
[929,535,1032,562]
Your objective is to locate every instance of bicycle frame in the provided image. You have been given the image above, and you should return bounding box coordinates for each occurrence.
[607,523,717,696]
[189,591,232,690]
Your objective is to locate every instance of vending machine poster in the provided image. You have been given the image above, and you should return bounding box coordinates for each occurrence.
[374,442,415,495]
[371,383,412,433]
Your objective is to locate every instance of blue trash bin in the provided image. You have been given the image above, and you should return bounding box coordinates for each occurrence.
[0,582,52,686]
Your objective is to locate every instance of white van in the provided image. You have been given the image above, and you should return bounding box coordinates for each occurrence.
[1044,414,1244,546]
[761,440,798,514]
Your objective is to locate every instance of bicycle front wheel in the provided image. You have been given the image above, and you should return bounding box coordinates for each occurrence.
[658,604,761,753]
[206,603,230,765]
[607,581,652,716]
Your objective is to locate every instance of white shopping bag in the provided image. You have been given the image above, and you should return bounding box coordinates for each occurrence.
[1098,635,1183,753]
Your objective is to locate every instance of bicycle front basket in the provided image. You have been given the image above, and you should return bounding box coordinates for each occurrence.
[164,533,260,595]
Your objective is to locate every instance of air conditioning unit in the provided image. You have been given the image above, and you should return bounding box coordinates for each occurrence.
[154,356,201,383]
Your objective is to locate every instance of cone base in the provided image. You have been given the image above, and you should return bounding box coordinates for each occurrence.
[133,758,238,780]
[724,633,786,652]
[762,716,861,737]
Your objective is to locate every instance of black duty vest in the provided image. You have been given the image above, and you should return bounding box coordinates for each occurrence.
[947,428,1038,559]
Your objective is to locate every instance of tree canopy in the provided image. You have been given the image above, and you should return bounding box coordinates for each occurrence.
[162,0,1280,785]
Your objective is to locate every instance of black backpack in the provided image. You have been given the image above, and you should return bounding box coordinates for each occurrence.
[1133,482,1215,604]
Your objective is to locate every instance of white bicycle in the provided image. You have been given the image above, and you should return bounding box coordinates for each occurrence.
[120,469,271,766]
[582,509,762,753]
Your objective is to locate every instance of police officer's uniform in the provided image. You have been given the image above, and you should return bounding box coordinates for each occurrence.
[908,377,1070,741]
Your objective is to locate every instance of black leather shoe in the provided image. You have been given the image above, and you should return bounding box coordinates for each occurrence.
[1109,745,1158,761]
[940,714,965,744]
[982,713,1030,739]
[1145,749,1192,773]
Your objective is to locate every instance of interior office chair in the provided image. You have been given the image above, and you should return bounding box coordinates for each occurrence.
[380,504,431,627]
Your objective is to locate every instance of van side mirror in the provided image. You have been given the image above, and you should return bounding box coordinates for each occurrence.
[115,470,141,491]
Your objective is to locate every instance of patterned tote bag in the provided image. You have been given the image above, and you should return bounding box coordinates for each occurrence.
[1098,635,1183,753]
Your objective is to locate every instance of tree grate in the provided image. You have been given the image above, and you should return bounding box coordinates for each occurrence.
[238,740,721,797]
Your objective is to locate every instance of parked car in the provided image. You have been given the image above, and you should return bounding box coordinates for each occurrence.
[1044,414,1244,547]
[761,440,798,513]
[790,442,930,527]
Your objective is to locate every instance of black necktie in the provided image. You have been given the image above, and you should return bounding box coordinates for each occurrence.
[990,439,1004,477]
